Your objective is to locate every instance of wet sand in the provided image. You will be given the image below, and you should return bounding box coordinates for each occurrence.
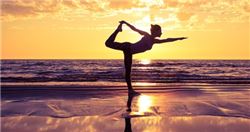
[2,115,250,132]
[2,83,250,132]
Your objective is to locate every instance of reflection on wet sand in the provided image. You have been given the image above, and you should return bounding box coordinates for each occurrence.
[124,118,132,132]
[2,115,250,132]
[138,95,152,114]
[126,94,154,114]
[125,94,155,132]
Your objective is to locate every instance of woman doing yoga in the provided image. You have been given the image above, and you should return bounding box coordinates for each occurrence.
[105,20,187,95]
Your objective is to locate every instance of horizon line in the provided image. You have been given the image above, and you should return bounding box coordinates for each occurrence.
[1,58,250,61]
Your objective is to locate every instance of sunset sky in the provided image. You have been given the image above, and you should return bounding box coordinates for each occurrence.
[1,0,249,59]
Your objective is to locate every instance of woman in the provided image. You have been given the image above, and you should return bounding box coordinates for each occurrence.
[105,20,187,95]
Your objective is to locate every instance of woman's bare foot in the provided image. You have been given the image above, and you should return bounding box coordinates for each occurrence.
[129,90,141,96]
[126,108,132,112]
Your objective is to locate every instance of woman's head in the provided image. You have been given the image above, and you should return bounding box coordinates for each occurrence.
[150,24,162,37]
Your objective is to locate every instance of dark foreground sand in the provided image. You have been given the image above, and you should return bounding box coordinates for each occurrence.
[2,83,250,132]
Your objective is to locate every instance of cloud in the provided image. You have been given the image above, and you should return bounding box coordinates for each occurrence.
[1,0,62,20]
[108,0,140,9]
[177,12,193,21]
[0,0,87,20]
[1,0,249,30]
[79,0,106,12]
[243,1,250,13]
[1,1,37,17]
[62,0,79,8]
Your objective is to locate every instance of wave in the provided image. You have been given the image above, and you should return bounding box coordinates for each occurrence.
[1,60,250,84]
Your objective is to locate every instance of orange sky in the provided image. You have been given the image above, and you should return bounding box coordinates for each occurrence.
[1,0,249,59]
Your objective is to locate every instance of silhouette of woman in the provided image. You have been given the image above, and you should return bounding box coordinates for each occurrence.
[105,20,187,95]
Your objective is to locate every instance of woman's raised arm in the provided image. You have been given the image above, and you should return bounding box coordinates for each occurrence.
[153,37,187,44]
[120,20,149,36]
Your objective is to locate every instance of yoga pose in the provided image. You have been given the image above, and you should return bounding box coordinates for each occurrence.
[105,20,187,95]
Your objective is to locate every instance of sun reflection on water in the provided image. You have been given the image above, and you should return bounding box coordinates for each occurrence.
[139,59,151,65]
[134,82,156,86]
[138,95,153,114]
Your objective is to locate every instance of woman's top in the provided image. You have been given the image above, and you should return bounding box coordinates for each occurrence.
[130,35,153,54]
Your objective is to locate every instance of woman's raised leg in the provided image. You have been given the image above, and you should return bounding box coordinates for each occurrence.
[105,23,123,50]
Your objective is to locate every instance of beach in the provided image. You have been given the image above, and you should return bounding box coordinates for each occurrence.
[1,60,250,131]
[2,83,250,132]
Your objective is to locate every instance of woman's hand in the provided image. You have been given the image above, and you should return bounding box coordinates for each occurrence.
[119,20,127,24]
[119,20,149,36]
[179,37,188,40]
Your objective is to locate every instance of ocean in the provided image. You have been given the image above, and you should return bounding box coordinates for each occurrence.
[1,60,250,85]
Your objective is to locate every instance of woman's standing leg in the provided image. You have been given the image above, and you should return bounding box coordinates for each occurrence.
[124,50,140,95]
[123,50,133,91]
